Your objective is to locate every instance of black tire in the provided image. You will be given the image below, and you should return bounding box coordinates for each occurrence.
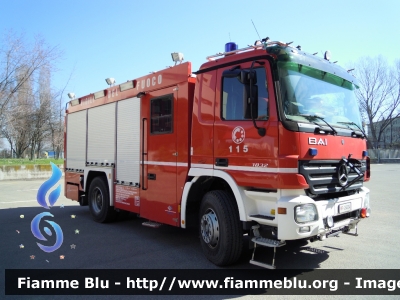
[79,194,88,206]
[199,190,243,266]
[88,177,117,223]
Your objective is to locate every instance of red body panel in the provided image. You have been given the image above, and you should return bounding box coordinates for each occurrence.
[140,87,179,225]
[191,72,217,167]
[64,172,82,201]
[114,185,140,214]
[64,172,82,188]
[279,125,366,161]
[139,79,194,225]
[66,184,79,201]
[64,63,194,225]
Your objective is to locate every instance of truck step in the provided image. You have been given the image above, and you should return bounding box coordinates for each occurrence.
[142,221,162,228]
[249,259,276,269]
[249,226,286,269]
[251,237,286,248]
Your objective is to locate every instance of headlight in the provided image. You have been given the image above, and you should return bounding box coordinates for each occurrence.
[295,204,318,223]
[363,193,370,208]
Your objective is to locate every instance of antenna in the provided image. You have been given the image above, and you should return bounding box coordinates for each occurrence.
[229,32,231,42]
[251,19,261,40]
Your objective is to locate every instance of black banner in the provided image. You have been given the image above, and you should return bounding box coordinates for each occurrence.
[5,269,400,295]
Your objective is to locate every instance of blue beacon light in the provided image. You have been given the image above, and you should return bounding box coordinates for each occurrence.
[225,42,238,52]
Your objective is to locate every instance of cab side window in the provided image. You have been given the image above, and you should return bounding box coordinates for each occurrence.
[221,67,268,120]
[255,68,269,120]
[222,76,245,120]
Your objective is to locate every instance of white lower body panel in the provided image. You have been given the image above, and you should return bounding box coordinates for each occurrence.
[243,187,370,241]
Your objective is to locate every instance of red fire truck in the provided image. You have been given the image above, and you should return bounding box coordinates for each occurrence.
[64,39,371,269]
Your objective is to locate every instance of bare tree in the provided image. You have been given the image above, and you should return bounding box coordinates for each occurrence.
[2,66,35,158]
[48,69,74,159]
[352,56,400,148]
[0,31,63,158]
[29,66,52,159]
[48,111,64,159]
[0,31,61,119]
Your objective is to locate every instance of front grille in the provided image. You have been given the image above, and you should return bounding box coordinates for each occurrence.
[299,160,366,198]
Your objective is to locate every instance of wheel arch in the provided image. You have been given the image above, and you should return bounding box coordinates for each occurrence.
[181,168,247,228]
[84,168,114,206]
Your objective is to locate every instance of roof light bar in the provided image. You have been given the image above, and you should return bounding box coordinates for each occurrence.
[206,40,293,61]
[94,90,105,99]
[70,99,80,106]
[119,80,135,92]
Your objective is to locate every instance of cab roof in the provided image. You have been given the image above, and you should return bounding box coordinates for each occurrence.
[197,41,358,85]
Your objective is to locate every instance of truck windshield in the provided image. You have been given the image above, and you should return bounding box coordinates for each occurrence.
[278,61,362,130]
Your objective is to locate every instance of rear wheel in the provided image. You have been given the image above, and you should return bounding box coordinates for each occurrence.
[88,177,116,223]
[199,190,243,266]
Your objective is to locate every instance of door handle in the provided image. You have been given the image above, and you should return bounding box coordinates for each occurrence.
[147,173,156,180]
[215,158,228,167]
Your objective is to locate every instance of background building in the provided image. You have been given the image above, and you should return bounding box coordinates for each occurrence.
[367,117,400,149]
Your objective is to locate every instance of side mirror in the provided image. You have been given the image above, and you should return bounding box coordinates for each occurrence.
[240,70,257,85]
[246,70,257,85]
[243,85,258,119]
[223,69,258,85]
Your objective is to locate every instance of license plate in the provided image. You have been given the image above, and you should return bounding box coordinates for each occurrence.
[338,202,352,214]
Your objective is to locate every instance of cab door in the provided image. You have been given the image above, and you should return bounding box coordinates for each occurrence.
[140,87,179,226]
[213,61,279,189]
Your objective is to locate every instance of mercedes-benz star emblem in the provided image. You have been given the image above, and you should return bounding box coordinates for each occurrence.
[337,163,348,187]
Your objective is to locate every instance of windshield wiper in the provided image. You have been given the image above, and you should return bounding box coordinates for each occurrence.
[337,122,366,138]
[300,114,337,135]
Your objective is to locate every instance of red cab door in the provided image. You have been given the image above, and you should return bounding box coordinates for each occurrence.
[213,61,279,189]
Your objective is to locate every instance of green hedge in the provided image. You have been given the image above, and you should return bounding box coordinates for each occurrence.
[0,158,64,166]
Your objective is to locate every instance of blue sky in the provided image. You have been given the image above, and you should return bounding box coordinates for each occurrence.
[1,0,399,104]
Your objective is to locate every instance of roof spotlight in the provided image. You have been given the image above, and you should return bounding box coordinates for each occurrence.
[105,78,116,86]
[67,93,75,99]
[324,51,331,61]
[171,52,184,65]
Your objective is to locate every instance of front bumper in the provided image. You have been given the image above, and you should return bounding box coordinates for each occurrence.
[246,187,370,240]
[275,187,370,240]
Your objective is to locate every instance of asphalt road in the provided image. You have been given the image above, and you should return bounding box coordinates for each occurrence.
[1,164,399,300]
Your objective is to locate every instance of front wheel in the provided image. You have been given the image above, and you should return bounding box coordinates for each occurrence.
[199,190,243,266]
[88,177,116,223]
